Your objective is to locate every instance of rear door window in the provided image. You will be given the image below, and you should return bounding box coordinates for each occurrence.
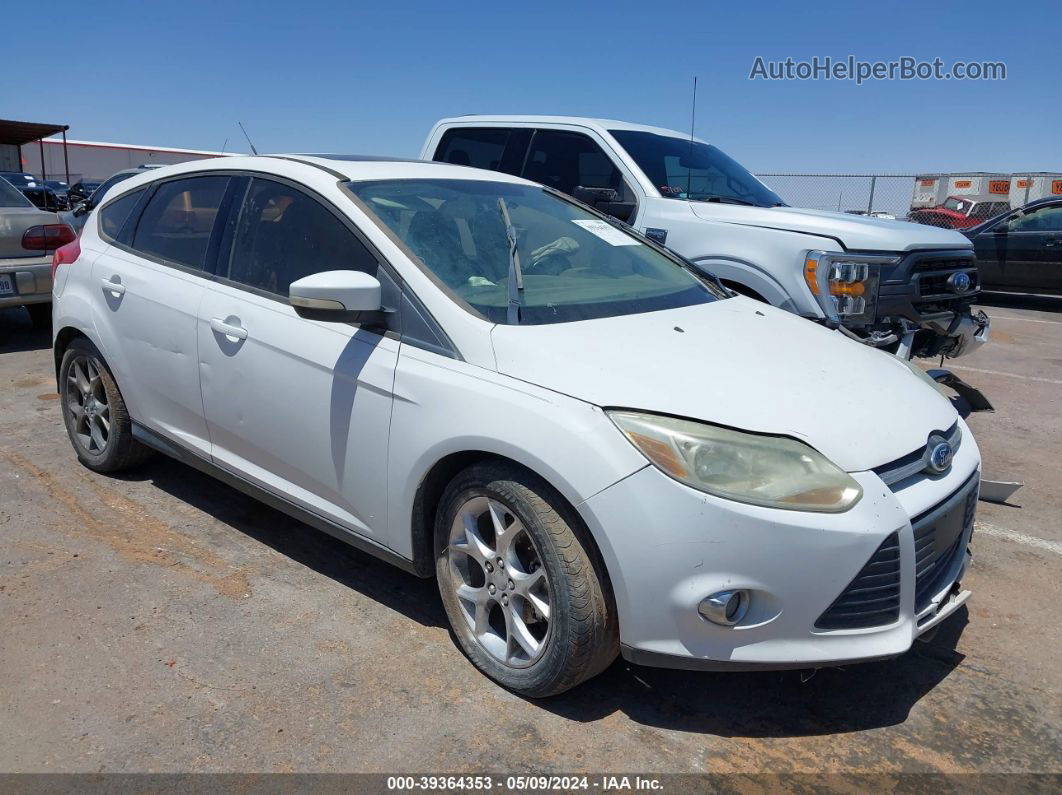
[222,177,377,297]
[98,189,144,241]
[131,176,229,270]
[433,128,530,176]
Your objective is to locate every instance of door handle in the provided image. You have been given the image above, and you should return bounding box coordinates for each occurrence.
[210,317,248,340]
[1045,238,1061,247]
[100,277,125,296]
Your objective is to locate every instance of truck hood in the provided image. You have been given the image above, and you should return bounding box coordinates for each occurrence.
[688,202,971,252]
[490,298,957,472]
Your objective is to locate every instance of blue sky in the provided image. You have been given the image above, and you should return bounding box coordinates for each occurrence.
[5,1,1057,172]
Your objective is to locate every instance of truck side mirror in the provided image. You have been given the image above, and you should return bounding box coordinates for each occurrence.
[572,186,636,224]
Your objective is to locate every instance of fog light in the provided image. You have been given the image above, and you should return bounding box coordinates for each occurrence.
[698,589,750,626]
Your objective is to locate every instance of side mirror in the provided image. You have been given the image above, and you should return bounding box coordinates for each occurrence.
[289,270,383,322]
[572,185,637,224]
[72,201,89,217]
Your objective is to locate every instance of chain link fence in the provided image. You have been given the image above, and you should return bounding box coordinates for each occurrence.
[753,172,1062,227]
[755,173,916,219]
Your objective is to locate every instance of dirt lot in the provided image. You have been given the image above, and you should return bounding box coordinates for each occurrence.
[0,296,1059,775]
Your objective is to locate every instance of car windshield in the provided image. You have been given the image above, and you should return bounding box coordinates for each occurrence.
[609,130,785,207]
[0,177,32,208]
[942,197,971,213]
[348,179,722,325]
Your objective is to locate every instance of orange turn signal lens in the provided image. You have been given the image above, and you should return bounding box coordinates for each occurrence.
[829,281,865,297]
[625,431,688,478]
[804,258,820,295]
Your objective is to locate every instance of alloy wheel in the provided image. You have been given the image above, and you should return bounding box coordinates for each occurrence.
[447,495,552,668]
[65,355,110,455]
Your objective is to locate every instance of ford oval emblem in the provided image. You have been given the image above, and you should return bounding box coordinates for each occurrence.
[927,441,954,474]
[948,271,972,293]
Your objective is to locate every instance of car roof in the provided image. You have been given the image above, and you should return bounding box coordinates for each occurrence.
[103,154,541,189]
[1021,196,1062,210]
[433,115,709,145]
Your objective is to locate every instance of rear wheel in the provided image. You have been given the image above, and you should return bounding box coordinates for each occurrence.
[59,338,152,473]
[435,462,618,697]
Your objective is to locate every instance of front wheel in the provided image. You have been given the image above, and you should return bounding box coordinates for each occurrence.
[435,462,618,697]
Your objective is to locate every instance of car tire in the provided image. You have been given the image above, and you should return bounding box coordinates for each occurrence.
[435,461,618,697]
[59,337,153,473]
[26,303,51,330]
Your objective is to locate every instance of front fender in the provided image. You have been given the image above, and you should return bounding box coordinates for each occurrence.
[691,256,811,315]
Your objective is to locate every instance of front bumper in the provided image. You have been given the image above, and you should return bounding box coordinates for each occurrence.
[580,419,980,669]
[0,256,53,308]
[844,249,989,359]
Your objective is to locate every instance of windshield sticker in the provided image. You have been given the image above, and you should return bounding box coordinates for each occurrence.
[571,219,639,246]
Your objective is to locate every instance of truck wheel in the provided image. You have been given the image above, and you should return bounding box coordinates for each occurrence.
[59,337,153,473]
[435,462,618,697]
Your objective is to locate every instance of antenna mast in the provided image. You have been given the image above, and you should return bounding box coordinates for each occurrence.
[238,122,259,155]
[686,76,698,198]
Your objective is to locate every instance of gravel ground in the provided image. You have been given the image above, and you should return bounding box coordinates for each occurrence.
[0,296,1058,775]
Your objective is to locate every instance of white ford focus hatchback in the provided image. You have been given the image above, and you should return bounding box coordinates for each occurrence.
[51,155,979,696]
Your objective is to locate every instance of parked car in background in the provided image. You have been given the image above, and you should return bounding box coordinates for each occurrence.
[0,171,42,190]
[908,196,1011,229]
[53,155,980,695]
[18,185,64,212]
[0,176,74,327]
[63,168,144,234]
[68,180,102,205]
[845,209,897,220]
[44,180,71,210]
[964,197,1062,295]
[422,116,989,361]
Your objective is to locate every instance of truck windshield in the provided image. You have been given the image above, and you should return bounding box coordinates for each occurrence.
[348,179,722,325]
[609,130,785,208]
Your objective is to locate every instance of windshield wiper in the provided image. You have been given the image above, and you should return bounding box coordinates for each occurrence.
[498,198,524,325]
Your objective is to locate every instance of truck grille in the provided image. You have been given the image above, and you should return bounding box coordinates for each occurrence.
[815,533,901,630]
[913,473,978,612]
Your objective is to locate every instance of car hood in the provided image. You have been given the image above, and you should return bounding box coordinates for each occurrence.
[688,202,971,252]
[490,298,957,472]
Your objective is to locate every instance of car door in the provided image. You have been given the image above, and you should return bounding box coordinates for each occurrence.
[197,175,399,540]
[90,175,232,456]
[985,203,1062,292]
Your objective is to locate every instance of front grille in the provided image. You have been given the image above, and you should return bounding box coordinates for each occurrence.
[815,533,901,630]
[917,268,980,299]
[873,421,961,487]
[913,474,978,612]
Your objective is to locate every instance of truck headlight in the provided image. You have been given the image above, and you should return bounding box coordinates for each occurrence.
[608,411,862,513]
[803,251,897,325]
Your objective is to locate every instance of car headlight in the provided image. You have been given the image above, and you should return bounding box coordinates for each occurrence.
[608,410,862,513]
[803,251,897,325]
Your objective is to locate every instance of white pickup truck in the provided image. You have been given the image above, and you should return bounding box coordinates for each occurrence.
[421,116,990,361]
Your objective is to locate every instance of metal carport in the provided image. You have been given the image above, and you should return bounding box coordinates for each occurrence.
[0,118,71,184]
